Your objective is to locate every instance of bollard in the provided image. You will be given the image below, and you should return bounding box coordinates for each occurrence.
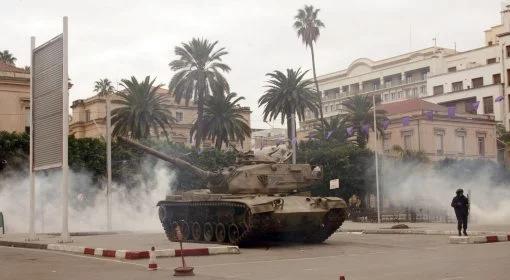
[174,222,195,276]
[148,246,158,271]
[0,212,4,234]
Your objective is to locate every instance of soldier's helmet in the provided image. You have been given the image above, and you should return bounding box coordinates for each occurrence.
[456,188,464,194]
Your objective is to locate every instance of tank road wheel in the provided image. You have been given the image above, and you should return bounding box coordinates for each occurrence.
[191,222,202,241]
[170,222,179,240]
[215,223,227,243]
[179,221,190,241]
[228,224,240,244]
[203,222,215,242]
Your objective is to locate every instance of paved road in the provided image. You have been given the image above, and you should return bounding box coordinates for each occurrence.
[1,233,509,280]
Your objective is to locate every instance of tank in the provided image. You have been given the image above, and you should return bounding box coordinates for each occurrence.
[120,137,347,246]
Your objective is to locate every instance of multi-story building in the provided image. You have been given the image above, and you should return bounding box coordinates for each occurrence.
[0,62,30,133]
[367,99,497,162]
[70,87,252,151]
[300,1,510,160]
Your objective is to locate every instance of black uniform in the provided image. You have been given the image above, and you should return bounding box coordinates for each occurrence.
[451,194,469,233]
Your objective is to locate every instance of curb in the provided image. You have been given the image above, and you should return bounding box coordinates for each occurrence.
[46,244,240,259]
[449,234,510,244]
[353,229,507,236]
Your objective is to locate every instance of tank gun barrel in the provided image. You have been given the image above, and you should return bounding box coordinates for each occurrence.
[118,137,219,181]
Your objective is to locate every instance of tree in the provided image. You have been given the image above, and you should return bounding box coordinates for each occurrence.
[0,50,16,65]
[111,76,175,140]
[258,68,319,143]
[389,145,429,163]
[191,91,251,149]
[294,5,325,133]
[342,95,386,148]
[94,78,115,98]
[313,115,348,142]
[168,38,231,148]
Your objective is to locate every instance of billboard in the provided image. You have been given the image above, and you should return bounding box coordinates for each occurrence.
[32,34,64,170]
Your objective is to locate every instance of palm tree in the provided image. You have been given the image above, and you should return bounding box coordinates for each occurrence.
[342,95,386,148]
[294,5,325,132]
[390,145,429,163]
[168,38,230,148]
[259,68,319,144]
[191,91,251,149]
[94,78,115,98]
[0,50,16,65]
[313,115,348,142]
[111,76,175,140]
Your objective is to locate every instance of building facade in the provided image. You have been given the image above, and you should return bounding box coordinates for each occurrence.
[0,63,30,133]
[251,128,287,150]
[367,99,497,161]
[298,2,510,161]
[70,87,252,151]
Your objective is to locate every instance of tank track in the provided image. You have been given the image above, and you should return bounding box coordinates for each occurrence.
[159,201,346,246]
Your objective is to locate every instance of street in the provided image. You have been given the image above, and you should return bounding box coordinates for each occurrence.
[1,232,509,280]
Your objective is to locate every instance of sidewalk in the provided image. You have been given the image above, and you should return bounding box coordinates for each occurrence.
[340,221,510,235]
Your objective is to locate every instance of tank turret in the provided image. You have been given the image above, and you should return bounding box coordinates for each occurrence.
[120,137,321,194]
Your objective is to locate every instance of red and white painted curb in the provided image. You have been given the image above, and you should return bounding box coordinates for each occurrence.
[449,234,510,244]
[46,244,240,259]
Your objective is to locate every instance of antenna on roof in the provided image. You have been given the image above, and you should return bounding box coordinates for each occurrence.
[432,37,437,47]
[454,42,457,51]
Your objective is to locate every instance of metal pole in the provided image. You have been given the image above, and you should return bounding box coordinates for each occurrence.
[61,16,70,242]
[291,113,297,164]
[372,94,381,224]
[106,95,112,231]
[28,36,37,240]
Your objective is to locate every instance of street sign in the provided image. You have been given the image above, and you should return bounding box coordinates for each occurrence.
[32,34,64,170]
[329,178,340,190]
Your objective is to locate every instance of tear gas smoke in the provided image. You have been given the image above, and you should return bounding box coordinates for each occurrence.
[381,159,510,224]
[0,161,174,233]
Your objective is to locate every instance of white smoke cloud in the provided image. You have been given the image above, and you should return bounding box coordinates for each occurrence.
[0,161,175,233]
[381,159,510,225]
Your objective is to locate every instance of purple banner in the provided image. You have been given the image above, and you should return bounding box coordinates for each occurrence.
[495,95,504,102]
[472,101,480,111]
[346,127,354,136]
[448,107,456,118]
[362,124,370,135]
[326,131,334,140]
[425,110,434,121]
[402,116,410,126]
[383,119,390,130]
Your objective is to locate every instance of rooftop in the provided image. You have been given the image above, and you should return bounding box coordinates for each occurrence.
[378,99,448,115]
[0,62,28,74]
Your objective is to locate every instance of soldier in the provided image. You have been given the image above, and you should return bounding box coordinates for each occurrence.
[451,188,469,236]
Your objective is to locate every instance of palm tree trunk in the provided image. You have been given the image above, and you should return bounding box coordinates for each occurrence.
[195,95,204,149]
[310,43,325,136]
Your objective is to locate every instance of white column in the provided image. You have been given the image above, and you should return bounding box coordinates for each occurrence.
[106,95,112,231]
[28,36,37,241]
[60,16,71,242]
[372,94,381,224]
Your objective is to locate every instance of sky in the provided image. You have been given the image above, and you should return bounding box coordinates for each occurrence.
[1,0,504,129]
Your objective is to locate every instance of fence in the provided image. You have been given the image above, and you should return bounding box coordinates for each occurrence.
[348,207,456,223]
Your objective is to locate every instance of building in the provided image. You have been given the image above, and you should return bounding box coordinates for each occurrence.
[251,128,287,150]
[367,99,497,161]
[70,87,252,151]
[304,1,510,134]
[0,63,30,133]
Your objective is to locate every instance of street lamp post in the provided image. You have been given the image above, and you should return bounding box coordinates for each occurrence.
[372,94,381,224]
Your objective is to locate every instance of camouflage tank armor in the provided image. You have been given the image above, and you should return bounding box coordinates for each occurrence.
[120,137,347,246]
